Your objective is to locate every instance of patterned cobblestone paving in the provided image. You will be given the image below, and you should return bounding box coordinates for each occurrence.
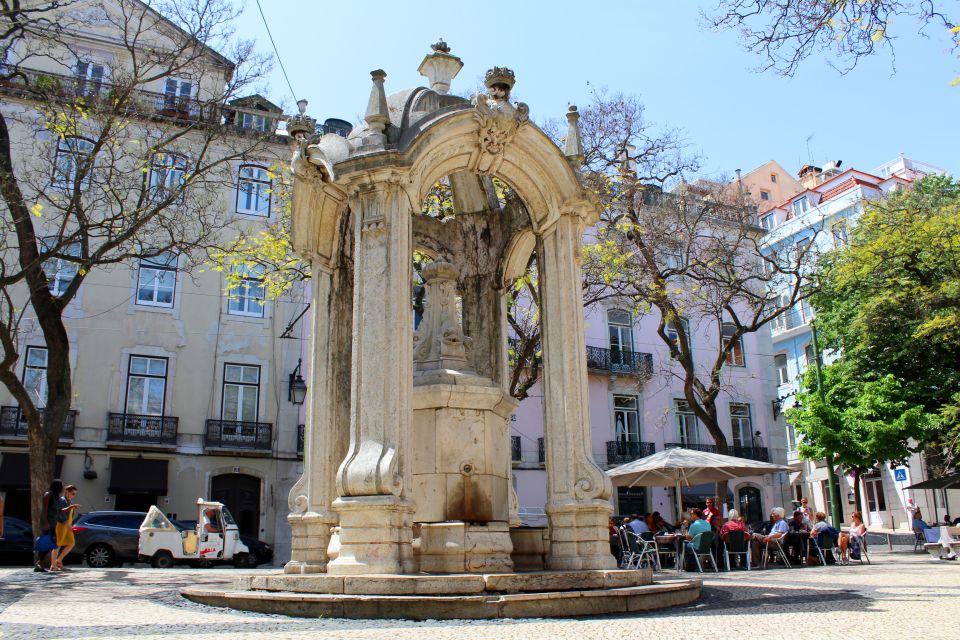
[0,552,955,639]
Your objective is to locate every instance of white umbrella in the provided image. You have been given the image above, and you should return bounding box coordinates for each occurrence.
[606,447,790,523]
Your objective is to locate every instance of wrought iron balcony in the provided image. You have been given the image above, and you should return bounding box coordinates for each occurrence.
[107,412,177,446]
[606,440,656,465]
[204,419,272,451]
[511,435,521,462]
[538,437,545,464]
[665,442,718,453]
[771,308,809,336]
[297,424,305,457]
[0,68,220,124]
[731,446,770,462]
[585,346,653,377]
[0,406,76,439]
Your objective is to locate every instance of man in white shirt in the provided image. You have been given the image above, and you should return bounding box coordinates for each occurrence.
[750,507,789,566]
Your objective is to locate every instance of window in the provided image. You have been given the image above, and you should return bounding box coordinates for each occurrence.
[770,173,778,184]
[821,480,834,519]
[147,152,187,202]
[770,292,791,333]
[730,403,752,448]
[665,317,690,359]
[41,237,81,296]
[792,196,810,217]
[617,486,647,516]
[236,165,271,216]
[804,344,815,368]
[240,112,271,132]
[832,221,849,247]
[163,78,193,111]
[722,322,745,367]
[222,364,260,422]
[607,309,633,366]
[774,354,789,386]
[53,136,94,188]
[74,60,106,97]
[759,190,770,201]
[675,399,700,446]
[864,473,887,513]
[136,252,177,307]
[760,213,775,231]
[786,422,798,454]
[227,264,265,317]
[125,356,167,415]
[799,298,814,324]
[22,346,48,408]
[613,395,640,443]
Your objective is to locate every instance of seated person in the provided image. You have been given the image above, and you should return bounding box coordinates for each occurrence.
[719,509,749,543]
[651,512,675,534]
[683,508,712,566]
[750,507,789,564]
[942,514,953,527]
[203,509,222,535]
[810,512,838,562]
[912,512,931,531]
[788,510,811,533]
[839,511,867,562]
[627,513,650,534]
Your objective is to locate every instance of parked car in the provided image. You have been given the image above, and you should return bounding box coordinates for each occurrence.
[70,511,146,568]
[0,516,35,566]
[174,519,273,567]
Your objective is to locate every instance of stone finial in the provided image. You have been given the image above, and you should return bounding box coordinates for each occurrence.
[364,69,389,140]
[564,105,584,166]
[418,40,463,95]
[286,98,316,140]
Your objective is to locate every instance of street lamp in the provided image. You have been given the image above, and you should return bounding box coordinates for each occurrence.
[288,359,307,405]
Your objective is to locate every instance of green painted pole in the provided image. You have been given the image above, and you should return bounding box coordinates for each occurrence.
[810,320,844,526]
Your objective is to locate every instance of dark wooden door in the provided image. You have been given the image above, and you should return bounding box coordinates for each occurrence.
[210,473,260,537]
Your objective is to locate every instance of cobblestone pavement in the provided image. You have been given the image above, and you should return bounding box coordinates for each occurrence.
[0,552,956,639]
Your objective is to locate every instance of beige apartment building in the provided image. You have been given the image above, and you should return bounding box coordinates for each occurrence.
[0,1,315,562]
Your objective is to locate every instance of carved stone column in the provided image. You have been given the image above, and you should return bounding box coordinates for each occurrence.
[327,175,417,575]
[538,213,616,571]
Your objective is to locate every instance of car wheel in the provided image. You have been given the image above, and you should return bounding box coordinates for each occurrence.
[245,553,260,568]
[151,551,174,569]
[85,544,116,569]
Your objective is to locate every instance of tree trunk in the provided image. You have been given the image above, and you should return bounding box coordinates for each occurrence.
[27,423,57,536]
[852,469,862,518]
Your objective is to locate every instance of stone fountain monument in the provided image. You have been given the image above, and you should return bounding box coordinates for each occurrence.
[183,43,700,619]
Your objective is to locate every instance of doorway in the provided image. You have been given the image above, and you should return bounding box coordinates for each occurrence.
[210,473,261,537]
[738,486,763,525]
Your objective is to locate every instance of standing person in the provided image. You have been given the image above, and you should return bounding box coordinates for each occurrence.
[798,497,814,524]
[703,498,721,525]
[35,479,65,572]
[52,485,80,571]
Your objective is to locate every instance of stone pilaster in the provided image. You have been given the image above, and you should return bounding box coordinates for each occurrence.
[538,213,616,571]
[327,176,416,575]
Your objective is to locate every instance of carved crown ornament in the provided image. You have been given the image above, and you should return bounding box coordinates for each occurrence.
[469,66,529,176]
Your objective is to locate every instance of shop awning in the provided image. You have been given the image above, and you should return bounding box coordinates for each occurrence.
[108,457,168,495]
[0,453,65,491]
[907,472,960,491]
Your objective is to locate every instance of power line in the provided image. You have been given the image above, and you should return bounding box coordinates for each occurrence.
[255,0,298,105]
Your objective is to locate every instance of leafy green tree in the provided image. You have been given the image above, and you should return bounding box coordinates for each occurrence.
[812,174,960,472]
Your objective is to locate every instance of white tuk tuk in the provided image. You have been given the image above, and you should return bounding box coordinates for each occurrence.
[138,499,249,568]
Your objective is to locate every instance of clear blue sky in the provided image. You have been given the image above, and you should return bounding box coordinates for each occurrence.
[235,1,959,179]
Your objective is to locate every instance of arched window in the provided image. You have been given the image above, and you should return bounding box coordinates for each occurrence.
[236,164,271,216]
[607,309,633,366]
[53,136,95,188]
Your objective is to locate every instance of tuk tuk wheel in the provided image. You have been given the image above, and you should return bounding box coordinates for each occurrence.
[196,558,213,568]
[151,551,174,569]
[233,553,256,568]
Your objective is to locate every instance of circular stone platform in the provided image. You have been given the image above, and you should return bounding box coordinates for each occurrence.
[180,569,701,620]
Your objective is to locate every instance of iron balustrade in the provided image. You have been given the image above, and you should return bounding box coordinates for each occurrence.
[731,446,770,462]
[665,442,718,453]
[0,406,75,439]
[205,419,272,451]
[107,412,177,446]
[606,440,656,465]
[771,308,808,335]
[585,346,653,377]
[511,435,522,462]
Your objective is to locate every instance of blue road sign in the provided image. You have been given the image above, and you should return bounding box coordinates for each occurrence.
[894,468,907,482]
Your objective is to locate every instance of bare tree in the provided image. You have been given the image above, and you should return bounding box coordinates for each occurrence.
[707,0,959,77]
[0,0,273,533]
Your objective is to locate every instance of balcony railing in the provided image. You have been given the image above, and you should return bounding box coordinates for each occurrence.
[107,412,177,446]
[585,346,653,377]
[297,424,305,456]
[204,419,272,451]
[731,446,770,462]
[0,68,220,124]
[511,435,521,462]
[0,406,75,439]
[538,437,545,464]
[606,440,656,465]
[771,308,809,335]
[665,442,718,453]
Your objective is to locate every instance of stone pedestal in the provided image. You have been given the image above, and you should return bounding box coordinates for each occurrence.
[418,521,513,573]
[284,511,337,574]
[545,500,616,571]
[326,495,415,575]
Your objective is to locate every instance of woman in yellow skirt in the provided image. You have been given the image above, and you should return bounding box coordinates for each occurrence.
[53,485,80,571]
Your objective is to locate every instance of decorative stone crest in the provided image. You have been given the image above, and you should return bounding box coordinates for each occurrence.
[470,67,529,175]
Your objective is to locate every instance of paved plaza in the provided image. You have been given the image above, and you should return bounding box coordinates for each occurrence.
[0,551,956,639]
